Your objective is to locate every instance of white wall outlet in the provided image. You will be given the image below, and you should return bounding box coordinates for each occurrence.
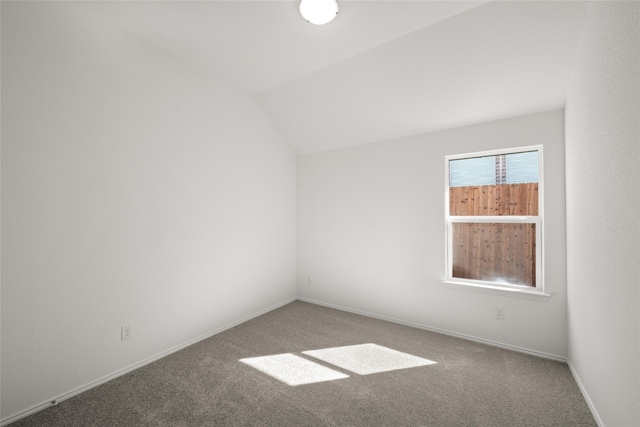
[121,324,132,341]
[306,276,312,285]
[495,307,505,320]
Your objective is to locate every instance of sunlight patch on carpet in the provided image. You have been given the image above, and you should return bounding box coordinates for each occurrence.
[239,353,349,386]
[302,343,437,375]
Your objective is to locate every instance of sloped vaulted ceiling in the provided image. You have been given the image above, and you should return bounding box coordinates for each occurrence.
[70,1,587,154]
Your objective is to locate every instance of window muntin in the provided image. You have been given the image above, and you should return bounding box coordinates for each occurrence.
[445,146,543,291]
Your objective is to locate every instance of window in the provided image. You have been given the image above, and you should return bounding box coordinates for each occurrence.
[445,146,544,293]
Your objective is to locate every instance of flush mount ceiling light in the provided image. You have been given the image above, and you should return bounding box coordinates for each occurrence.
[299,0,339,25]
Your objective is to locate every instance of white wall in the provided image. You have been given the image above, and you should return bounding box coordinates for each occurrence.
[298,110,567,358]
[1,2,296,421]
[565,2,640,425]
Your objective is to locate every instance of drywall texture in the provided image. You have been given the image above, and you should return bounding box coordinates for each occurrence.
[298,110,567,358]
[565,2,640,425]
[1,2,296,421]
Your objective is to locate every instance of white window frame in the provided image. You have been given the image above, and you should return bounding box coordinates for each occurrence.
[444,145,549,300]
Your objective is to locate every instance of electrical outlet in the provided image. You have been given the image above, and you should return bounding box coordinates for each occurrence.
[495,307,505,320]
[306,276,312,285]
[121,324,132,341]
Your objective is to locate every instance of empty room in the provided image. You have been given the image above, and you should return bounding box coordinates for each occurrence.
[1,1,638,426]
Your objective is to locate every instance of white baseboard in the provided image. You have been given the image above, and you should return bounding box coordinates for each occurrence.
[297,297,567,362]
[567,360,605,427]
[0,297,297,426]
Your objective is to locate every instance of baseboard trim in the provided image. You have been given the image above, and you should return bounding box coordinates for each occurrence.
[567,360,604,427]
[0,296,297,426]
[297,297,567,362]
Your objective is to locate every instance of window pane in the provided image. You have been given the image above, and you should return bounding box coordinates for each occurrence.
[451,222,536,287]
[505,151,539,184]
[449,156,496,187]
[449,151,539,187]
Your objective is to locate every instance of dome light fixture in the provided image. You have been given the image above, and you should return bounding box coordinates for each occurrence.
[299,0,339,25]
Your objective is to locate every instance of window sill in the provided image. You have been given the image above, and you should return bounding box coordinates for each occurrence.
[442,280,551,301]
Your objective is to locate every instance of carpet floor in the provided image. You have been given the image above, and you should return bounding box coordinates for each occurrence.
[10,300,596,426]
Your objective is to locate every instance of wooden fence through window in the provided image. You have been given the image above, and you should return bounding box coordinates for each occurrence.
[449,183,538,287]
[449,183,538,216]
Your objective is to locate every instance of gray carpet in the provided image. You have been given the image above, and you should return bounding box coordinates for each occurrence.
[11,301,596,426]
